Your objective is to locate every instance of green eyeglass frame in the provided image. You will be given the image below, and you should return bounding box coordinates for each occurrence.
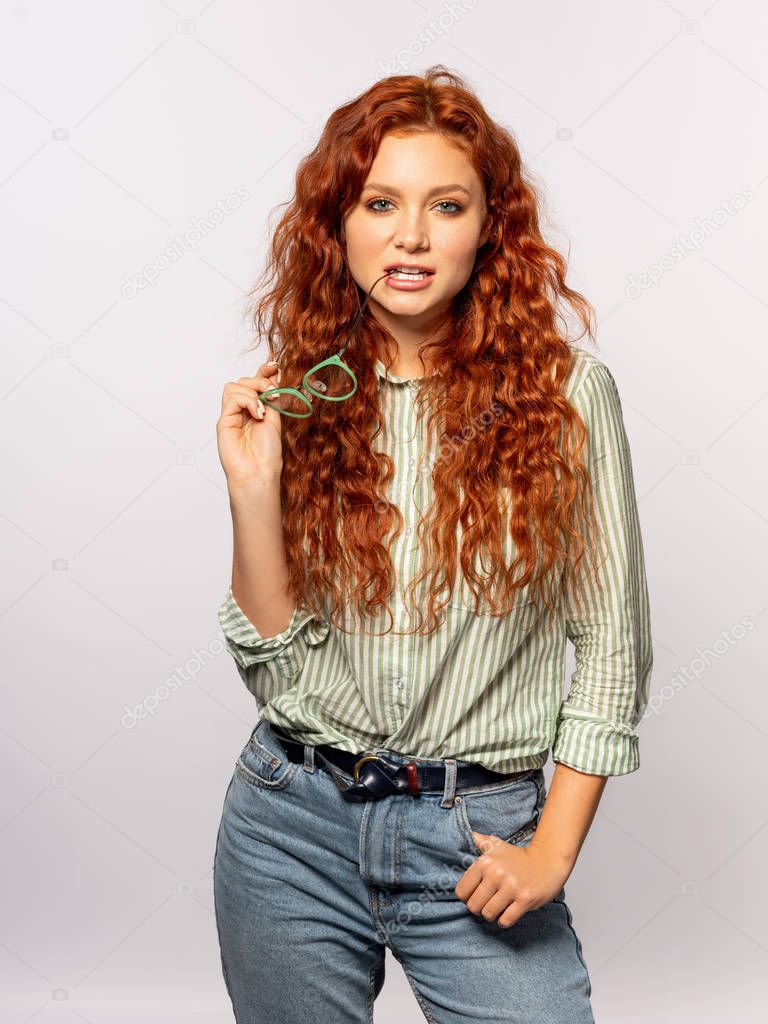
[258,270,392,418]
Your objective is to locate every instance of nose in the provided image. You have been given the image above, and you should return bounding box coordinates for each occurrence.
[394,210,429,251]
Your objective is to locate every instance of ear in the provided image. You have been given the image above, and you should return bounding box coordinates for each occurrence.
[478,214,491,250]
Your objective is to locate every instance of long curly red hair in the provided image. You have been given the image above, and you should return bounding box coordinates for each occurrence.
[239,65,604,637]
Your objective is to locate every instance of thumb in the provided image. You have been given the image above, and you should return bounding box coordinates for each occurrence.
[472,830,504,854]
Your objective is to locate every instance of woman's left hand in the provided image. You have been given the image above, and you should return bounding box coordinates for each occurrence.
[454,831,572,928]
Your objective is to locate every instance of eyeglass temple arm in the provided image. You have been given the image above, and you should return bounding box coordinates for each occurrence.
[336,271,391,359]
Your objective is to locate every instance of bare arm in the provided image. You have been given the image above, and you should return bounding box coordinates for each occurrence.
[229,479,296,639]
[217,358,296,640]
[528,763,608,874]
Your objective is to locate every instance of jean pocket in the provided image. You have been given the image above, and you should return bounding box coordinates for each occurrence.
[455,772,543,858]
[234,720,300,791]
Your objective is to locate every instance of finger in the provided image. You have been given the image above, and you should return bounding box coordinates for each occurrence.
[472,831,500,854]
[223,384,271,403]
[464,876,501,916]
[478,889,516,925]
[223,380,281,405]
[238,364,281,385]
[496,902,526,929]
[221,387,266,421]
[233,375,278,391]
[454,856,484,902]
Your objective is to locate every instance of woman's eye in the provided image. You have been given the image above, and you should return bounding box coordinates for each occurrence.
[366,198,394,212]
[435,200,462,214]
[364,198,464,215]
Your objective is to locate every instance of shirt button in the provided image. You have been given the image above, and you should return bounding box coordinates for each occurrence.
[408,457,416,468]
[405,526,412,536]
[394,677,406,689]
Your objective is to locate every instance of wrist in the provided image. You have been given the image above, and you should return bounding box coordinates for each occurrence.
[227,473,282,501]
[528,835,578,874]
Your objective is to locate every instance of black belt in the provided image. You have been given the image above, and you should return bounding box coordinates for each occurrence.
[270,725,535,803]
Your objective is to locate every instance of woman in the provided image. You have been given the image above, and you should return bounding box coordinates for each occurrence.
[213,66,652,1024]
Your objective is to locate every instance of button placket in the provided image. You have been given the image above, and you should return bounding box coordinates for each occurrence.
[385,385,424,725]
[400,405,420,547]
[393,674,408,709]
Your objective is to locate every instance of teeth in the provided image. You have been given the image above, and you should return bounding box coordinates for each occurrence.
[390,267,431,279]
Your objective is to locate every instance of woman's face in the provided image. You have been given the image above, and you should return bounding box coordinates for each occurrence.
[342,131,491,340]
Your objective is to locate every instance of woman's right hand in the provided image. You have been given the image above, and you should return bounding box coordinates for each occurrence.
[216,360,283,491]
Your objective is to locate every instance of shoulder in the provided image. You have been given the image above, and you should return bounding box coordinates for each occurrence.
[561,347,633,462]
[562,346,613,396]
[562,346,622,415]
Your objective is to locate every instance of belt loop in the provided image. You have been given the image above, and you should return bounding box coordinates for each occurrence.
[303,743,316,773]
[440,758,458,809]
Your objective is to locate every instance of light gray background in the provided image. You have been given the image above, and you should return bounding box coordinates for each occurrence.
[2,1,766,1021]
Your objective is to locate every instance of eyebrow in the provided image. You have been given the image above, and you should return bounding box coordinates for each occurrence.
[362,182,472,199]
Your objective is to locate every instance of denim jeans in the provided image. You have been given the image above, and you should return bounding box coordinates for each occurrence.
[213,718,595,1023]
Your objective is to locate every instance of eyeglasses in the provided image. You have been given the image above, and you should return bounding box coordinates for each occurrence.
[258,270,392,418]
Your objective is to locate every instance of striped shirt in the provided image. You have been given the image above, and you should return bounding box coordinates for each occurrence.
[218,347,653,777]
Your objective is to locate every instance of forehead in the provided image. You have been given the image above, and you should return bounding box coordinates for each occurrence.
[365,132,482,195]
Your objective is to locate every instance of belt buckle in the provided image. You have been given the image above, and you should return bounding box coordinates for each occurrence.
[352,753,387,782]
[346,752,421,800]
[327,751,401,802]
[355,753,421,796]
[318,749,422,802]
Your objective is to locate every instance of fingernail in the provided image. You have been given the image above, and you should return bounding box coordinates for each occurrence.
[266,359,278,366]
[257,400,265,417]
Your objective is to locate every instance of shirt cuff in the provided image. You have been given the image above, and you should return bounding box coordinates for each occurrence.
[217,585,329,669]
[552,700,640,776]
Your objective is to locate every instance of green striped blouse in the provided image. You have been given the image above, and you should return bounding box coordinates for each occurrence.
[218,347,653,777]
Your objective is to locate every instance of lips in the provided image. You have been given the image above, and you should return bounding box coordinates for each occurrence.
[384,263,435,274]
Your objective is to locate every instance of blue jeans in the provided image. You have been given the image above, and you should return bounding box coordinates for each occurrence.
[213,718,595,1023]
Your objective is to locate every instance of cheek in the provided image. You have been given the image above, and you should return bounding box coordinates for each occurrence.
[345,211,387,256]
[434,247,479,291]
[435,224,483,271]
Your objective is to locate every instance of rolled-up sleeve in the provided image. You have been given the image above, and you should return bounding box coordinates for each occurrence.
[218,585,330,695]
[553,361,653,777]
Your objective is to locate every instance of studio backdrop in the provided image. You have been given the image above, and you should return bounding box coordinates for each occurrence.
[2,2,766,1021]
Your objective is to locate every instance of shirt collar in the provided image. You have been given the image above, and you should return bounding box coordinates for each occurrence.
[374,358,410,386]
[374,358,437,387]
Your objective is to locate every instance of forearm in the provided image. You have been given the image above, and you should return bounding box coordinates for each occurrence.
[528,762,608,874]
[229,477,295,639]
